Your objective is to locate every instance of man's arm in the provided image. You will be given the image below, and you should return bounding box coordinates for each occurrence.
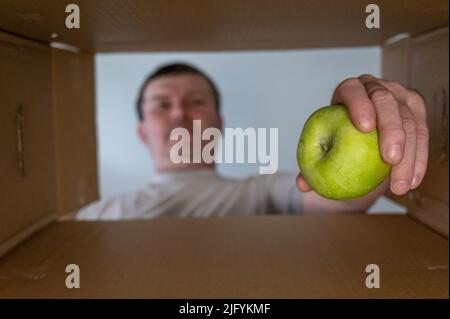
[296,74,429,213]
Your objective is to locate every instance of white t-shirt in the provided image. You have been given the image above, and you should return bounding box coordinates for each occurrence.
[75,169,303,220]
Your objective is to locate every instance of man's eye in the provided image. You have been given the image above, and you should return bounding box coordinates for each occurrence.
[191,99,205,106]
[154,102,170,111]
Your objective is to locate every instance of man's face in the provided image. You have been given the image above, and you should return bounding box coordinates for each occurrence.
[137,73,222,171]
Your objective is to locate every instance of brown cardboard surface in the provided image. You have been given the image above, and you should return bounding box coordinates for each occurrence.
[408,27,449,237]
[381,27,449,237]
[0,31,57,257]
[52,49,99,217]
[0,0,448,52]
[0,215,447,298]
[382,35,410,87]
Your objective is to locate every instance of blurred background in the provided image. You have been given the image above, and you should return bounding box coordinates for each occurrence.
[95,47,406,214]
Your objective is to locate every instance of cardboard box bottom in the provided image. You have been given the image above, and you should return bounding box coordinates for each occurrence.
[0,214,447,298]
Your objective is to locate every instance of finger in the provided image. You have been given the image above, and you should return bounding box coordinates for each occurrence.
[331,77,377,132]
[389,104,417,195]
[296,174,313,192]
[411,119,429,189]
[376,79,427,122]
[359,76,405,165]
[377,81,430,189]
[407,90,429,189]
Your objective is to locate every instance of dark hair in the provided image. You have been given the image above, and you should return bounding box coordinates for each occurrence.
[136,62,221,121]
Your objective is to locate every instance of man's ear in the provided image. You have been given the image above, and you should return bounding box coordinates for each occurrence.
[137,122,148,145]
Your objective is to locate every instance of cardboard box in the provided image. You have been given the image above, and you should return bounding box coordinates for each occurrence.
[0,215,448,298]
[0,1,448,298]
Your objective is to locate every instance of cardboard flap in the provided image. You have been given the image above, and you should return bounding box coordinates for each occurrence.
[0,0,448,52]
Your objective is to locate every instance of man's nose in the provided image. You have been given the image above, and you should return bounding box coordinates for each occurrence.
[170,101,190,121]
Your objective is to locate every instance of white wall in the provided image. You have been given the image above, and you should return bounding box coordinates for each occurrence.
[95,48,406,214]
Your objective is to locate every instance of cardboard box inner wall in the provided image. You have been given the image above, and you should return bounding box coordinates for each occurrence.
[52,49,99,217]
[0,31,99,257]
[382,27,449,237]
[0,32,56,257]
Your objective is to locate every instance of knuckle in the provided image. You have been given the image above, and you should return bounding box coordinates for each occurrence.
[409,89,428,116]
[416,158,428,170]
[389,81,406,92]
[402,117,417,134]
[391,169,413,182]
[371,89,396,104]
[409,88,425,104]
[416,125,430,141]
[358,74,374,81]
[381,125,406,143]
[339,77,360,89]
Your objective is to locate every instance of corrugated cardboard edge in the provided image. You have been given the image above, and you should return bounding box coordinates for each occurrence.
[0,214,55,259]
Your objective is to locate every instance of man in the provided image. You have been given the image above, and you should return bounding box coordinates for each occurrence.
[76,63,428,220]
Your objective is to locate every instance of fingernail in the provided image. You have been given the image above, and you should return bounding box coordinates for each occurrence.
[411,175,419,189]
[359,114,374,130]
[393,180,409,194]
[386,144,401,162]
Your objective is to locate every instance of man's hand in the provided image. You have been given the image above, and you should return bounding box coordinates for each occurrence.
[297,74,429,198]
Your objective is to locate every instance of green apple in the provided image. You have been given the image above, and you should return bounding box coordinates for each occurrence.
[297,105,390,200]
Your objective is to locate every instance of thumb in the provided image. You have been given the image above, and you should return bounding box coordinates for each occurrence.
[296,174,313,192]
